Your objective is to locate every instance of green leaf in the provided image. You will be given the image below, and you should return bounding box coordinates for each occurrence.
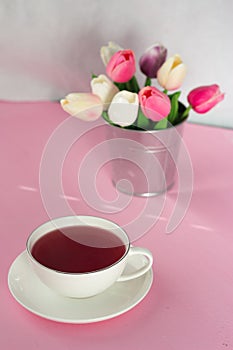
[180,105,192,121]
[125,80,132,91]
[102,111,115,126]
[112,76,140,93]
[167,91,181,125]
[154,117,168,130]
[132,76,140,93]
[91,73,97,79]
[136,108,151,130]
[114,82,126,91]
[125,76,140,93]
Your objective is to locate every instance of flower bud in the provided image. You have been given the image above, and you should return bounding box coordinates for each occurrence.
[139,86,171,122]
[108,90,139,127]
[91,74,119,111]
[139,43,167,78]
[100,41,122,66]
[157,54,187,91]
[188,84,224,113]
[60,93,103,121]
[106,50,136,83]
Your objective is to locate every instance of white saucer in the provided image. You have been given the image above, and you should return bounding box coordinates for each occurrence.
[8,251,153,324]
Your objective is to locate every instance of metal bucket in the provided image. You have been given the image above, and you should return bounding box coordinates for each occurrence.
[106,120,186,197]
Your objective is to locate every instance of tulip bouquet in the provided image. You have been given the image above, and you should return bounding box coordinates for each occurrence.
[61,42,224,130]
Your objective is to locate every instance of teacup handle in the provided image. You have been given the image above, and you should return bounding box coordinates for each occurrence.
[117,247,153,282]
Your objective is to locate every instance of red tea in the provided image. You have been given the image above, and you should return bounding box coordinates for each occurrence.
[31,226,126,273]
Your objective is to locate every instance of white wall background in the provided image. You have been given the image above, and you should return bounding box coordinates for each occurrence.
[0,0,232,127]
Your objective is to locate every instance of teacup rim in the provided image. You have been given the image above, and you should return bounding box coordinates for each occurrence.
[26,215,130,276]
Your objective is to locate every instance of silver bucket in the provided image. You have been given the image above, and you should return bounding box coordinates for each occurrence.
[106,120,186,197]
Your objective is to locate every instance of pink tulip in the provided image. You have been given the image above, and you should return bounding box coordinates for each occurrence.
[106,49,136,83]
[139,86,171,122]
[188,84,224,113]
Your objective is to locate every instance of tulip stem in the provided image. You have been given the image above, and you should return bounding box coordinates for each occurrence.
[163,89,168,94]
[144,77,151,87]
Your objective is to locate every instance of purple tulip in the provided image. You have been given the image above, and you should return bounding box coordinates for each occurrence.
[139,44,167,78]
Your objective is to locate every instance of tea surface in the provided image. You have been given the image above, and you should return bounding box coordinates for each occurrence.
[31,226,126,273]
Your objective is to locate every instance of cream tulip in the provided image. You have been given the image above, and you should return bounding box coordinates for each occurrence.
[91,74,119,110]
[157,54,187,91]
[60,93,103,121]
[108,90,139,127]
[100,41,122,66]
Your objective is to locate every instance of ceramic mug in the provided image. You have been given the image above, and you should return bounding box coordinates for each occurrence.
[26,216,153,298]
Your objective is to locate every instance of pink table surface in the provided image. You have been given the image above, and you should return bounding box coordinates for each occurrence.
[1,101,233,350]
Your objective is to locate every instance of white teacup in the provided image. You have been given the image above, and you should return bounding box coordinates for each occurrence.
[26,216,153,298]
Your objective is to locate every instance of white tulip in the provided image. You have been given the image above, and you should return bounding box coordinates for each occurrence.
[60,93,103,121]
[157,54,187,91]
[100,41,122,66]
[108,90,139,127]
[91,74,119,111]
